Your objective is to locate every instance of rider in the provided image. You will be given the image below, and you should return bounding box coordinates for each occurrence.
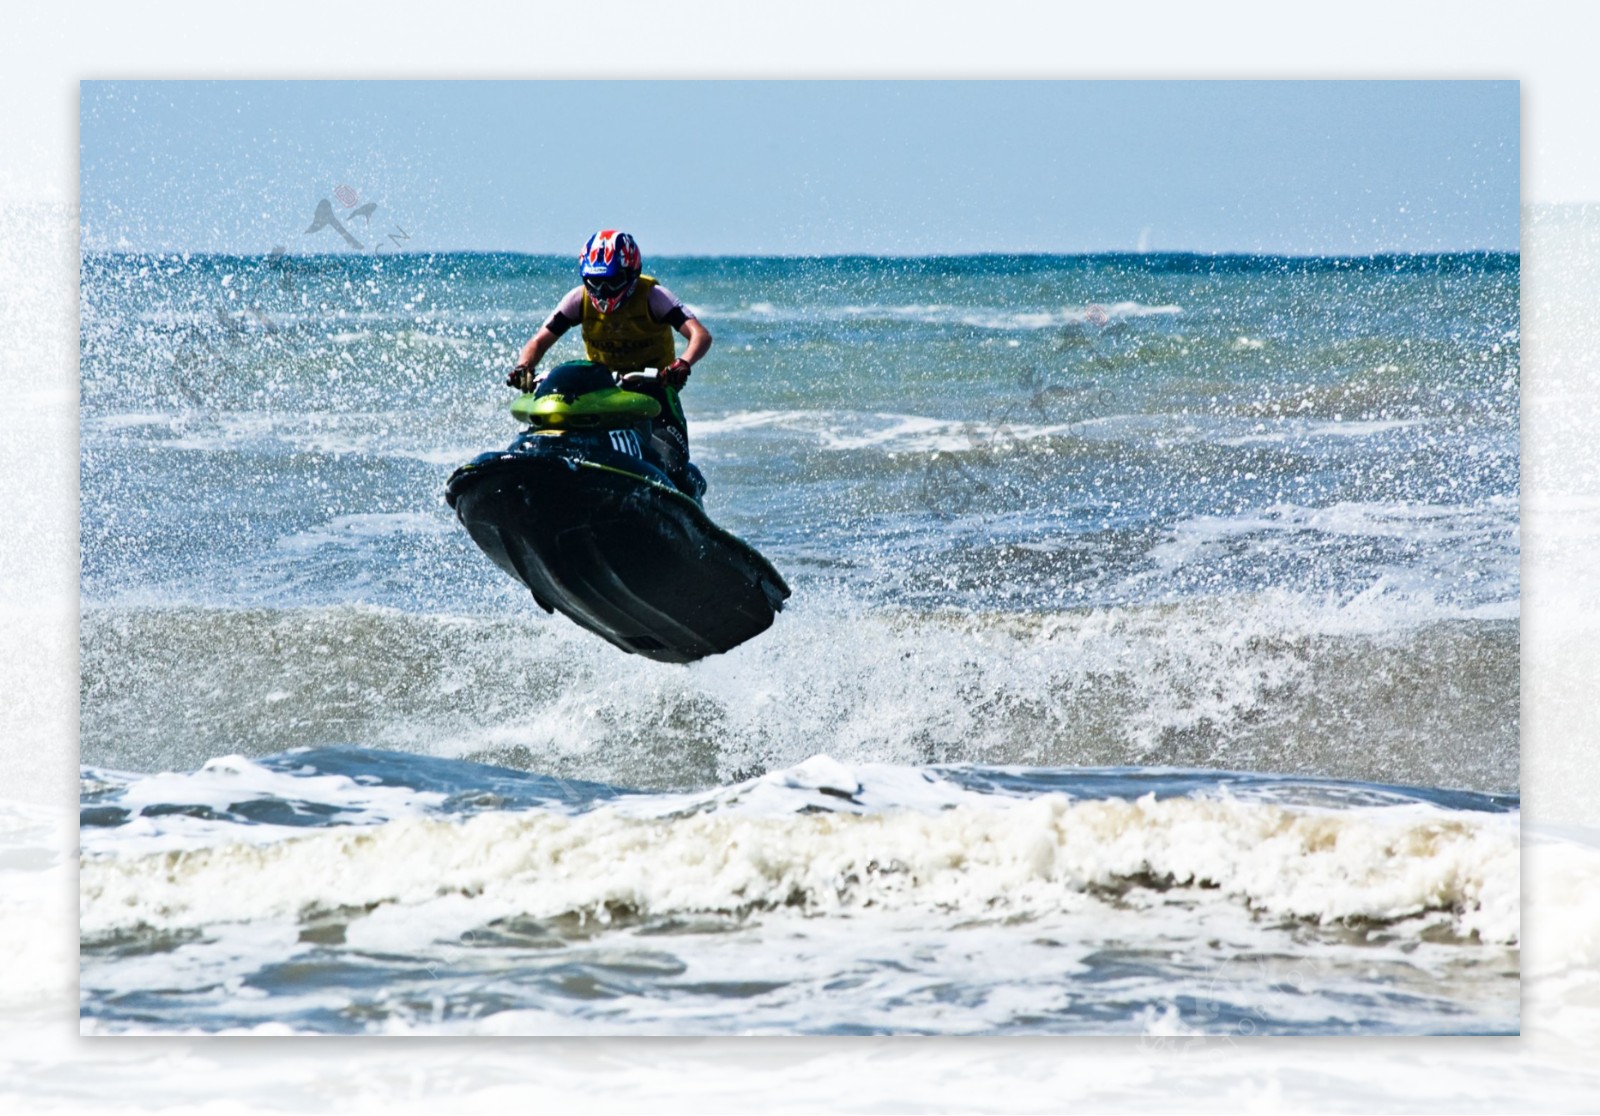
[508,230,712,494]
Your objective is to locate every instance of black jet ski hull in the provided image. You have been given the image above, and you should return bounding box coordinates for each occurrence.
[446,438,790,663]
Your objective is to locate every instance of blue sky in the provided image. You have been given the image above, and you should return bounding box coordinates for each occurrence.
[79,81,1519,255]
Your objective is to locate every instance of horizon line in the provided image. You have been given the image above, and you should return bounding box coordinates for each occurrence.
[81,247,1522,261]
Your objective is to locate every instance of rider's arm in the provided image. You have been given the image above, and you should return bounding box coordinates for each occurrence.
[649,283,712,369]
[508,328,559,390]
[509,288,585,388]
[518,326,560,369]
[678,317,712,366]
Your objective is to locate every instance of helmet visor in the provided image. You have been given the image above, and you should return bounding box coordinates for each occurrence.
[584,275,634,302]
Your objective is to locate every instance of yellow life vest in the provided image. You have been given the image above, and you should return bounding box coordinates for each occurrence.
[581,274,679,372]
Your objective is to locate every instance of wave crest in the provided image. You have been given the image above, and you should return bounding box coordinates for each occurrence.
[81,786,1519,944]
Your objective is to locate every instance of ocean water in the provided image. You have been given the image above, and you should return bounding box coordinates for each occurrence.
[78,251,1520,1035]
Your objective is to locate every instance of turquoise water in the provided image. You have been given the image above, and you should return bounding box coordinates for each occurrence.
[79,251,1520,1034]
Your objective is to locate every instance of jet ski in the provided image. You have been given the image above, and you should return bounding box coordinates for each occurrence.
[445,360,791,663]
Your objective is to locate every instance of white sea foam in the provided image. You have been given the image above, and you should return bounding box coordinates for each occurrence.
[703,300,1182,330]
[78,569,1517,800]
[817,413,964,451]
[276,511,455,554]
[1304,418,1428,438]
[1146,499,1516,564]
[82,407,489,466]
[1217,417,1426,445]
[1136,498,1519,621]
[81,754,449,857]
[128,307,502,331]
[82,410,174,432]
[691,409,822,436]
[696,408,1110,453]
[80,766,1519,945]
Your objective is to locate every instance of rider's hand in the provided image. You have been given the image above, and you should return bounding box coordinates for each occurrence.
[507,363,537,391]
[662,359,692,389]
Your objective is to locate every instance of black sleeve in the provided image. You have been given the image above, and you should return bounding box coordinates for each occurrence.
[544,309,579,336]
[660,306,689,330]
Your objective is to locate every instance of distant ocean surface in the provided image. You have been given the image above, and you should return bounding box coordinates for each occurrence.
[78,251,1520,1035]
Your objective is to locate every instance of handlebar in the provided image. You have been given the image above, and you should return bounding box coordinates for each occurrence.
[517,368,664,392]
